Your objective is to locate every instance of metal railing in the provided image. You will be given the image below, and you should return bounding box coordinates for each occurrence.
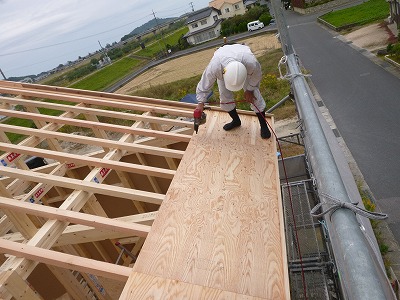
[270,1,396,299]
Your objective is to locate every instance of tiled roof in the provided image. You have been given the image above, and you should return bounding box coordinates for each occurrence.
[209,0,242,10]
[186,7,218,24]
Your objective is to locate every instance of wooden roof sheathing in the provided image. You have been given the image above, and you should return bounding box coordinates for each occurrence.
[120,111,290,299]
[0,80,289,299]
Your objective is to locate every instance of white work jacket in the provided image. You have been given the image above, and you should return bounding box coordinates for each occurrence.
[196,44,262,104]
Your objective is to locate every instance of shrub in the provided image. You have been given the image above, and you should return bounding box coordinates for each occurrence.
[387,42,400,63]
[259,13,272,25]
[388,43,400,55]
[221,5,271,36]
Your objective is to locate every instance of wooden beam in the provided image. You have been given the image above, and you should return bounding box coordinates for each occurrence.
[25,105,63,152]
[0,113,166,293]
[0,81,266,117]
[0,239,131,281]
[0,96,192,128]
[0,271,42,300]
[0,109,81,169]
[0,182,38,238]
[0,197,151,237]
[0,123,184,159]
[135,153,162,194]
[2,211,156,246]
[0,166,165,205]
[0,80,196,110]
[48,265,102,300]
[0,86,193,117]
[0,108,192,142]
[0,142,176,179]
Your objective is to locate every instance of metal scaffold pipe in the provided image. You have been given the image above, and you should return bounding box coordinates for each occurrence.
[269,1,396,299]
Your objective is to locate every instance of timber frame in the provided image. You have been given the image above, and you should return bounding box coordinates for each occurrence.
[0,80,288,300]
[0,80,198,299]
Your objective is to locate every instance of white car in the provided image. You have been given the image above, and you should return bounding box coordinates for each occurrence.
[247,20,265,32]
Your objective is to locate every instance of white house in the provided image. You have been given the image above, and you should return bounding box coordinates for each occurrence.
[209,0,246,19]
[184,7,223,45]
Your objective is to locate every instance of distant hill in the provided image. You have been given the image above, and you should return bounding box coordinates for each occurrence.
[121,17,176,41]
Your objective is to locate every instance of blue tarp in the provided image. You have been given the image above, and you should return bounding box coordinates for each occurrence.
[180,91,213,104]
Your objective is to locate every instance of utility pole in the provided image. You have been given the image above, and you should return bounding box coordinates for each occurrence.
[189,2,194,12]
[98,41,110,60]
[152,10,167,55]
[0,68,7,80]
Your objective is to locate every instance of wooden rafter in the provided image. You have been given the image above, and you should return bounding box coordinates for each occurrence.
[0,142,176,179]
[0,86,193,117]
[0,96,193,128]
[0,108,192,142]
[0,197,151,237]
[0,166,165,204]
[0,239,131,281]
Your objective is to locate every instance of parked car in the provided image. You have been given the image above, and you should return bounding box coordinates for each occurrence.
[247,20,265,32]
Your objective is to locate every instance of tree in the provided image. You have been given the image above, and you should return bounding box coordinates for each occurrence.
[259,13,272,25]
[90,58,99,66]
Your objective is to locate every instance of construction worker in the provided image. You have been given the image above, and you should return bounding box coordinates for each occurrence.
[195,43,271,139]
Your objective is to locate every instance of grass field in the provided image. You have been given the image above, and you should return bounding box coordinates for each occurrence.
[320,0,389,27]
[135,27,189,58]
[70,57,143,91]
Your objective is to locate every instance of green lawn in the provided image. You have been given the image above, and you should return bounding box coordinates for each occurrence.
[320,0,389,27]
[136,27,188,58]
[70,57,143,91]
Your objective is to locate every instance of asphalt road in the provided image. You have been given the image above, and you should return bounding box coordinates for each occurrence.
[283,9,400,237]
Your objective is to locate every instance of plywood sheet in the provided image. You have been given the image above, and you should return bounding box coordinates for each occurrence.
[121,111,290,299]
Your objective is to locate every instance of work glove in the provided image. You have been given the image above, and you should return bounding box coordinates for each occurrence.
[195,103,204,114]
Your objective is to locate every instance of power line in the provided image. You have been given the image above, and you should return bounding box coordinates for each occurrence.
[155,4,190,13]
[0,13,153,57]
[2,6,194,76]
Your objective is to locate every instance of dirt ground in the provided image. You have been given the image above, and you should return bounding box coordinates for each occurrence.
[117,21,398,95]
[343,21,398,52]
[116,34,281,95]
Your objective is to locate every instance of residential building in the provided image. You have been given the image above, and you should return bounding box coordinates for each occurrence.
[184,7,223,45]
[209,0,246,19]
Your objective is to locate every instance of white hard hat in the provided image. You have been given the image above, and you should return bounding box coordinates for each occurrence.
[223,61,247,91]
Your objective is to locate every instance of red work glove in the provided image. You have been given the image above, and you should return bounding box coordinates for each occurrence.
[195,102,204,114]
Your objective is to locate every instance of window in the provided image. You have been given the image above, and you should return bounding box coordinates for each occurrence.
[200,20,207,25]
[213,15,218,21]
[192,23,198,29]
[225,8,230,13]
[235,4,240,9]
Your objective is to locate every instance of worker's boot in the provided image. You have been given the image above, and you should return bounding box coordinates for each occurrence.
[256,111,271,139]
[223,108,241,131]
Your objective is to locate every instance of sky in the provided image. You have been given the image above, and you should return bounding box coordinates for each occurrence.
[0,0,211,78]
